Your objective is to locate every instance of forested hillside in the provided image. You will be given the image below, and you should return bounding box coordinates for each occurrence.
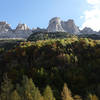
[28,32,100,42]
[28,32,76,41]
[0,37,100,100]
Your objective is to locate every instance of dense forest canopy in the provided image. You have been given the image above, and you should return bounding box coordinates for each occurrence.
[28,32,74,41]
[28,32,100,41]
[0,36,100,100]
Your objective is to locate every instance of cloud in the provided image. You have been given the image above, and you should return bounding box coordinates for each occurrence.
[87,0,100,5]
[81,0,100,31]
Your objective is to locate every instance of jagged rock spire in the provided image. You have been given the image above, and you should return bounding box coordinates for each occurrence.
[16,23,30,30]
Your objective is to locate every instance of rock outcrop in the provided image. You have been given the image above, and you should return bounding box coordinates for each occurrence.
[0,22,11,32]
[14,24,32,38]
[61,19,80,34]
[80,27,97,34]
[15,23,29,31]
[47,17,80,34]
[47,17,64,32]
[0,22,14,38]
[0,22,33,39]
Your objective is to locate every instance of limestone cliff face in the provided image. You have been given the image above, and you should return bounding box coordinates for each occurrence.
[47,17,80,34]
[15,24,29,31]
[0,23,32,39]
[14,24,32,38]
[0,22,47,39]
[61,19,80,34]
[47,17,64,32]
[0,22,12,32]
[0,22,14,38]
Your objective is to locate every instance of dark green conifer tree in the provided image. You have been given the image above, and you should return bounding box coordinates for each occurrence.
[10,90,21,100]
[0,73,13,100]
[16,75,42,100]
[43,85,55,100]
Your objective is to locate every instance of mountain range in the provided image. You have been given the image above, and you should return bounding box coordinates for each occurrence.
[0,17,100,39]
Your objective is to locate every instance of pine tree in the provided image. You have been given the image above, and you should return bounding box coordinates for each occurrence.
[61,83,73,100]
[32,87,42,100]
[10,90,21,100]
[87,94,99,100]
[0,73,13,100]
[43,85,55,100]
[16,75,42,100]
[25,91,33,100]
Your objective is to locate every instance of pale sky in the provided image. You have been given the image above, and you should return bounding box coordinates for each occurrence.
[0,0,100,31]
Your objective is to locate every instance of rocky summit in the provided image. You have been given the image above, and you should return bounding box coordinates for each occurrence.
[0,22,33,39]
[0,17,99,39]
[80,27,97,34]
[0,22,11,32]
[47,17,64,32]
[14,24,32,39]
[47,17,80,34]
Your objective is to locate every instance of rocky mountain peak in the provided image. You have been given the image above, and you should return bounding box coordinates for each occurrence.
[0,17,99,39]
[62,19,80,34]
[0,21,7,25]
[81,27,97,34]
[47,17,64,32]
[15,23,30,30]
[67,19,74,23]
[0,21,11,32]
[49,17,61,24]
[47,17,80,34]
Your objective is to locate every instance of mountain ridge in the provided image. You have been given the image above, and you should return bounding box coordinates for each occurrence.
[0,17,99,39]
